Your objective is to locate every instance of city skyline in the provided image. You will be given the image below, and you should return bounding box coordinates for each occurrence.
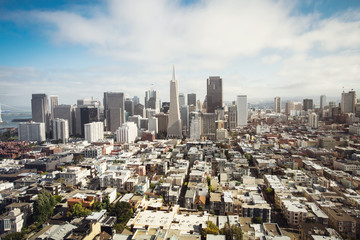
[0,0,360,108]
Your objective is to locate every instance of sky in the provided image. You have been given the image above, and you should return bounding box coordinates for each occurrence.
[0,0,359,110]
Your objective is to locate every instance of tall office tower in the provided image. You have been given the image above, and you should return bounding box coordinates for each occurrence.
[49,95,59,119]
[31,93,49,125]
[187,93,196,107]
[308,112,318,129]
[201,113,216,140]
[167,66,182,138]
[285,101,295,115]
[128,115,142,128]
[140,118,149,130]
[18,122,46,142]
[77,98,101,107]
[161,102,170,114]
[189,112,201,140]
[52,118,69,143]
[84,122,104,143]
[303,99,313,111]
[125,99,134,116]
[148,117,158,134]
[196,100,202,112]
[181,105,189,136]
[132,96,140,105]
[328,101,336,109]
[104,92,125,132]
[236,95,248,126]
[146,109,156,118]
[206,76,223,113]
[115,122,138,143]
[228,105,237,130]
[79,106,99,137]
[145,90,160,112]
[274,97,281,113]
[155,113,168,134]
[341,90,357,113]
[53,105,74,136]
[320,95,327,109]
[179,93,186,107]
[134,104,145,117]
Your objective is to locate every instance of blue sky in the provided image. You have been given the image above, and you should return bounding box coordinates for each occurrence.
[0,0,359,108]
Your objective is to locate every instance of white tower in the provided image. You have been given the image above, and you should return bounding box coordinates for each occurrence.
[167,66,182,138]
[237,95,248,127]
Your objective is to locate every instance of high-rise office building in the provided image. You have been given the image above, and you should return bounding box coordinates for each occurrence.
[274,97,281,113]
[145,90,160,113]
[132,96,140,105]
[320,95,327,109]
[155,113,168,135]
[341,90,357,113]
[148,117,158,134]
[206,76,223,113]
[53,105,75,136]
[285,101,294,115]
[167,66,182,138]
[53,118,69,143]
[189,112,201,140]
[228,105,237,130]
[18,122,46,142]
[236,95,248,127]
[179,93,185,107]
[303,99,313,111]
[84,122,104,143]
[79,106,99,137]
[181,105,189,136]
[104,92,125,132]
[134,104,145,118]
[31,93,49,126]
[201,113,216,140]
[49,95,59,119]
[125,99,134,116]
[308,113,318,129]
[187,93,196,107]
[116,122,138,143]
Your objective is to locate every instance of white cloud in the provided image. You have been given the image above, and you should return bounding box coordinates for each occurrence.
[2,0,360,106]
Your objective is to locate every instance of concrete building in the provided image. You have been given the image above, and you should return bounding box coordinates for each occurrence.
[274,96,281,113]
[76,105,100,137]
[285,101,294,115]
[207,76,223,113]
[145,90,160,113]
[320,95,327,109]
[237,95,248,127]
[201,113,216,140]
[187,93,196,106]
[308,112,318,129]
[228,105,237,130]
[134,103,145,118]
[189,112,201,140]
[341,90,357,113]
[84,122,104,143]
[116,122,138,143]
[155,113,169,135]
[49,95,59,119]
[125,98,134,117]
[31,93,49,132]
[53,104,75,135]
[104,92,125,132]
[18,122,46,142]
[181,105,189,136]
[52,118,69,143]
[167,66,182,138]
[148,117,158,134]
[178,93,185,107]
[0,209,24,234]
[303,99,313,111]
[59,166,90,186]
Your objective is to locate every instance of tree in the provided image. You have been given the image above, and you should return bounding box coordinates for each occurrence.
[67,203,92,218]
[3,232,25,240]
[253,217,263,224]
[54,195,62,203]
[201,221,219,238]
[33,190,57,223]
[264,188,274,195]
[109,201,133,224]
[93,201,105,211]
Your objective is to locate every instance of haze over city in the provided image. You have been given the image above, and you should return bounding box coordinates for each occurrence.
[0,0,360,109]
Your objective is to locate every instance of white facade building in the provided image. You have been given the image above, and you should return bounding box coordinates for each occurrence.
[53,118,69,143]
[274,96,281,113]
[190,112,201,140]
[308,112,318,129]
[84,122,104,143]
[148,117,158,134]
[116,122,138,143]
[237,95,248,127]
[59,166,90,186]
[18,122,46,142]
[0,209,24,234]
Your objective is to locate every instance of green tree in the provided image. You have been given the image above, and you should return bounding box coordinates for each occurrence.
[264,188,274,195]
[208,185,214,192]
[109,201,133,224]
[33,190,57,223]
[67,203,92,218]
[253,217,263,224]
[93,201,105,211]
[54,195,62,203]
[3,231,25,240]
[201,221,219,238]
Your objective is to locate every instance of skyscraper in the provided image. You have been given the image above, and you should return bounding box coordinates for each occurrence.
[18,122,46,142]
[341,90,357,113]
[104,92,125,132]
[125,98,134,116]
[303,99,313,111]
[145,90,160,113]
[31,94,49,123]
[178,93,185,107]
[53,105,75,135]
[53,118,69,143]
[228,105,237,130]
[181,105,189,136]
[274,96,281,113]
[206,76,223,113]
[237,95,248,126]
[320,95,327,109]
[167,66,182,138]
[49,95,59,119]
[187,93,196,106]
[84,122,104,143]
